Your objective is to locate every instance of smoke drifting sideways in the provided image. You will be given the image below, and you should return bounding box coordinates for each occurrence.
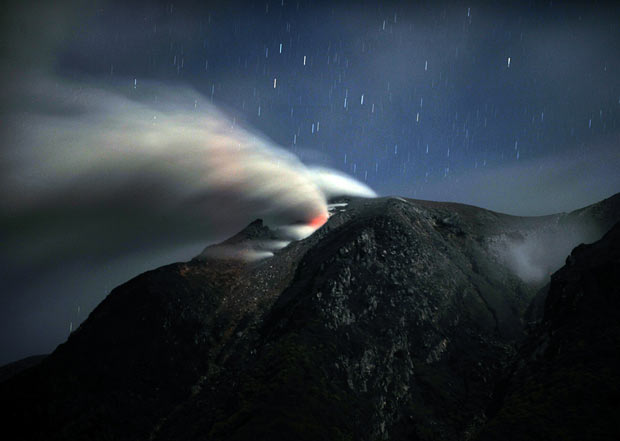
[0,75,376,271]
[489,218,607,285]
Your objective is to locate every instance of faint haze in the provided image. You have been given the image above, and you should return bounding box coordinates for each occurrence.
[381,137,620,216]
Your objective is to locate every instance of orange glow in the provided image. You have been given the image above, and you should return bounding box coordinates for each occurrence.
[308,212,328,228]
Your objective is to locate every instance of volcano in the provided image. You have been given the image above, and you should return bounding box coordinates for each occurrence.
[1,194,620,441]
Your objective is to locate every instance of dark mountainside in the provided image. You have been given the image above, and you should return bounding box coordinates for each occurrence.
[477,221,620,441]
[1,193,619,440]
[0,355,47,384]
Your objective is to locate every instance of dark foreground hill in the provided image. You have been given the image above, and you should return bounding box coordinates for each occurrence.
[1,194,619,441]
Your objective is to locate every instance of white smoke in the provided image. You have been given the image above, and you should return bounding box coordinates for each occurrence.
[0,75,376,266]
[491,221,603,284]
[308,167,377,200]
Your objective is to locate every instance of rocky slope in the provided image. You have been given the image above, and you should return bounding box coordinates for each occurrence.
[1,193,619,440]
[475,221,620,441]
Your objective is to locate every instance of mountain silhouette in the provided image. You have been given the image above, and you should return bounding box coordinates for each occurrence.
[1,193,619,440]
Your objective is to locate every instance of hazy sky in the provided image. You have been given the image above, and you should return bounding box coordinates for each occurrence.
[1,0,619,364]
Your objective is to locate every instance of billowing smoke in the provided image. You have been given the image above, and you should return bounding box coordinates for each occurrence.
[0,74,376,268]
[491,220,604,284]
[308,167,377,200]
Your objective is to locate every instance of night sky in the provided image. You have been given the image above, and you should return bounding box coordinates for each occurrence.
[1,0,619,364]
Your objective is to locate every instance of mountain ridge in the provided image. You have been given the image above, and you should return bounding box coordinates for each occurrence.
[1,193,619,440]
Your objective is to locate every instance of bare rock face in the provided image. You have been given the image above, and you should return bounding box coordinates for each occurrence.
[1,194,619,441]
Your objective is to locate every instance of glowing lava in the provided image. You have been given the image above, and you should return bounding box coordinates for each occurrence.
[308,212,329,229]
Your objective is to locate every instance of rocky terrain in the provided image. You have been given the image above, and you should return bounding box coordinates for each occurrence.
[477,220,620,441]
[1,193,619,440]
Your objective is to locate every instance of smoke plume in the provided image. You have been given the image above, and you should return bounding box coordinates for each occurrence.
[0,74,375,269]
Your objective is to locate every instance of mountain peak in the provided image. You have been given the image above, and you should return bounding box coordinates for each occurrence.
[197,218,285,261]
[221,218,273,243]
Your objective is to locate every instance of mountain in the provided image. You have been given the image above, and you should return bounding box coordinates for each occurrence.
[1,193,619,441]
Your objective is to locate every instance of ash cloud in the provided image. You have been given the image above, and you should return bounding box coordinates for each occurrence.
[1,75,374,269]
[0,0,379,364]
[0,73,375,364]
